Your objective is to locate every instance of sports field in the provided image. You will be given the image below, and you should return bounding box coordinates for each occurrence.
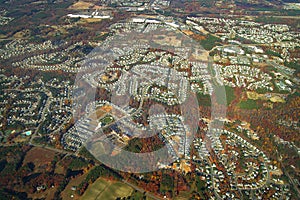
[80,178,133,200]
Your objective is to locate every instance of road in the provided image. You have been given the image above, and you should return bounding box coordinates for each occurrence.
[0,140,71,155]
[29,89,52,145]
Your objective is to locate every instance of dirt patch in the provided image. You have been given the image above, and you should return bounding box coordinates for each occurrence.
[153,35,182,47]
[270,96,285,103]
[92,5,109,10]
[182,30,193,36]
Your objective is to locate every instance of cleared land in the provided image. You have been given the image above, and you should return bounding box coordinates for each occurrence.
[23,147,56,170]
[68,1,94,10]
[78,18,103,24]
[247,91,286,103]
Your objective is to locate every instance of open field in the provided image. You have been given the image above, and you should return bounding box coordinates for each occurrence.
[153,35,182,47]
[78,18,103,24]
[247,91,286,103]
[13,29,31,38]
[239,99,260,110]
[28,187,57,200]
[68,1,94,10]
[23,147,57,170]
[175,191,191,200]
[80,178,134,200]
[100,115,114,124]
[61,172,89,200]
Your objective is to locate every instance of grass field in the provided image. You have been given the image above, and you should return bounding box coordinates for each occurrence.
[215,86,235,105]
[100,115,114,126]
[239,99,260,109]
[68,1,94,10]
[80,179,133,200]
[200,34,221,50]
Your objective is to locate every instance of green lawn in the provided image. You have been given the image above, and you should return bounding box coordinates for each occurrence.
[200,34,221,50]
[239,99,260,110]
[99,182,133,200]
[80,179,134,200]
[100,115,114,125]
[80,178,109,200]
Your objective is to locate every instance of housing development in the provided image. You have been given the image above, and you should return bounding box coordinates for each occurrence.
[0,0,299,200]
